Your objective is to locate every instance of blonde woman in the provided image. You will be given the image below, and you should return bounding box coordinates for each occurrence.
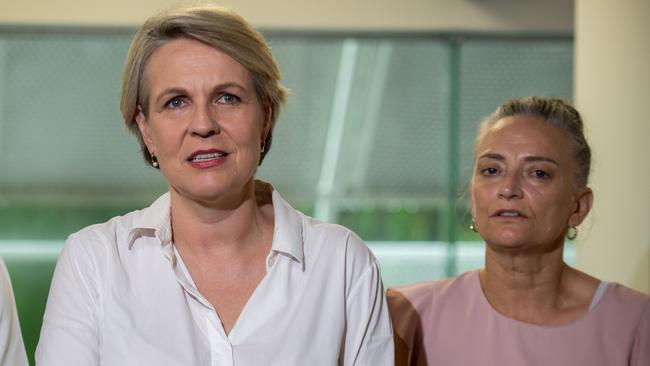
[37,5,393,365]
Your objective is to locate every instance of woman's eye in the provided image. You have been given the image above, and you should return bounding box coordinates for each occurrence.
[166,97,184,109]
[481,167,498,176]
[218,94,240,104]
[531,170,550,179]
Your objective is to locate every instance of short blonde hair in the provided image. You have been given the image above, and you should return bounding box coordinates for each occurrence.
[120,4,288,166]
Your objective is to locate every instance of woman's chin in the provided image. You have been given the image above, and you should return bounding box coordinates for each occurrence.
[170,182,251,207]
[485,235,564,256]
[483,231,531,252]
[170,186,231,204]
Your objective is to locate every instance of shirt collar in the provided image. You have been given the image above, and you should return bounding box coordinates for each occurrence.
[268,186,305,266]
[127,192,172,249]
[126,183,305,267]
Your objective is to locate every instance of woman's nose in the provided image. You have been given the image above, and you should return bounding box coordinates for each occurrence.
[498,173,523,199]
[190,103,220,138]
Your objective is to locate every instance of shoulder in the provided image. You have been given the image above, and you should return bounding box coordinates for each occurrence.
[0,257,15,305]
[270,187,377,289]
[303,214,377,273]
[387,271,478,365]
[51,205,158,304]
[600,283,650,319]
[587,282,650,346]
[387,270,478,313]
[387,271,480,337]
[64,193,169,253]
[305,215,373,256]
[598,284,650,365]
[65,208,143,252]
[293,210,379,293]
[387,271,479,334]
[606,283,650,305]
[300,214,379,284]
[59,205,155,272]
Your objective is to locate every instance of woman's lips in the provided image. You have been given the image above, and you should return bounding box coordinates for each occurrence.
[188,149,228,169]
[491,209,527,218]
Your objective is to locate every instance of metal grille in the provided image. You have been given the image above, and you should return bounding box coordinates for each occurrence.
[0,29,573,243]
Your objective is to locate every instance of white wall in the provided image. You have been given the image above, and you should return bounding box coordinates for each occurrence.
[0,0,573,31]
[575,0,650,293]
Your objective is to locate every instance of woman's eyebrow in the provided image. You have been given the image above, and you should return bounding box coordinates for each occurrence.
[523,156,559,166]
[214,82,247,92]
[477,153,505,161]
[477,153,559,166]
[154,87,187,105]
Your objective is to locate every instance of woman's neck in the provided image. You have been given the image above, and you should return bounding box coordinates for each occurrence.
[480,244,599,325]
[169,180,274,257]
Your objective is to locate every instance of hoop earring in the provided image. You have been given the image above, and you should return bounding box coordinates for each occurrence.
[151,155,159,168]
[566,226,578,240]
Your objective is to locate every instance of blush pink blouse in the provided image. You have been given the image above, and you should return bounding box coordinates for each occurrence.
[388,270,649,366]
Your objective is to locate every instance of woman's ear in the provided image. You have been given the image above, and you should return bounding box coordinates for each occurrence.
[261,105,273,141]
[569,187,594,227]
[135,106,155,155]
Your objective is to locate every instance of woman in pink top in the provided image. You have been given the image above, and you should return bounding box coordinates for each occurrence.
[388,97,649,366]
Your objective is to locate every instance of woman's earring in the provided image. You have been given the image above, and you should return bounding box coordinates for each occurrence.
[151,155,159,168]
[470,219,478,233]
[261,141,266,153]
[566,226,578,240]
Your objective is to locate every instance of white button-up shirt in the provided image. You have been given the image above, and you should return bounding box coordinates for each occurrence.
[0,258,28,366]
[36,188,394,365]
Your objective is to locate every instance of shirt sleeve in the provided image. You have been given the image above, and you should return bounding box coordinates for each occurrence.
[0,259,29,366]
[341,236,394,365]
[386,288,421,366]
[630,300,650,366]
[36,233,103,366]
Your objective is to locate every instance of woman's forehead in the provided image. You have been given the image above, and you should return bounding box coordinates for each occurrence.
[477,115,572,161]
[144,38,252,92]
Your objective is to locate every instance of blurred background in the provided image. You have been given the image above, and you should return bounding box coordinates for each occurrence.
[0,0,648,363]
